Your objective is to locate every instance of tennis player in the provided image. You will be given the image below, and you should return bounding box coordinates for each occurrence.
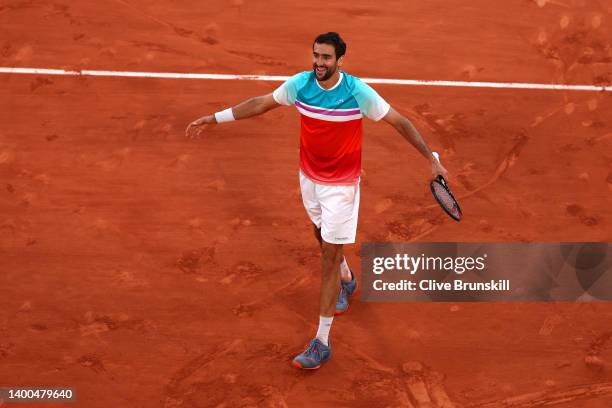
[186,32,448,370]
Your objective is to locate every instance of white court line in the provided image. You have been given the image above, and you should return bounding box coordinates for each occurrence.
[0,67,609,92]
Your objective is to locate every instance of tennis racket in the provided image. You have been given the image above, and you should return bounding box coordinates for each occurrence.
[430,152,462,221]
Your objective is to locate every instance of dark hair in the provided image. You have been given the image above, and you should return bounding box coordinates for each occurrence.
[313,32,346,59]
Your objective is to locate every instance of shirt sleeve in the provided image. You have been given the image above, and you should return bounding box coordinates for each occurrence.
[272,72,310,106]
[352,78,391,121]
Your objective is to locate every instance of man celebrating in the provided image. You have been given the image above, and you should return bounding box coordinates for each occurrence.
[186,32,447,370]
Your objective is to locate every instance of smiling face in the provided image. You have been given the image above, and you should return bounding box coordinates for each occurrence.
[312,42,343,82]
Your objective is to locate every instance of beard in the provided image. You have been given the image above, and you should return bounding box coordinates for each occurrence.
[313,63,336,81]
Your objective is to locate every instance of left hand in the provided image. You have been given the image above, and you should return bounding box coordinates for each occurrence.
[185,114,216,139]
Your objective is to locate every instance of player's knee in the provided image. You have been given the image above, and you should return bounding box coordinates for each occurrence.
[321,241,343,258]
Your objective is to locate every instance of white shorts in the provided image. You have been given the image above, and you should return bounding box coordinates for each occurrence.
[299,171,360,245]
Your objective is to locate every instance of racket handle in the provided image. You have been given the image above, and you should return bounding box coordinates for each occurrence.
[432,151,445,183]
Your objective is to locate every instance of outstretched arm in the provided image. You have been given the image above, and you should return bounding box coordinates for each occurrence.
[186,93,281,138]
[382,107,448,179]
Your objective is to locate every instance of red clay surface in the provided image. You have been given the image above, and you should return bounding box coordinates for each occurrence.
[1,0,612,407]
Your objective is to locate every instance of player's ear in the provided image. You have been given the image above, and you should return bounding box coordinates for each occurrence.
[337,56,344,67]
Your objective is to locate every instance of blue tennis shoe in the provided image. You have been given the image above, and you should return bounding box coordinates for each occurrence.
[292,338,331,370]
[335,269,357,314]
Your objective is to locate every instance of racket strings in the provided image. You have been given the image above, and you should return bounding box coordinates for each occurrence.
[432,182,460,217]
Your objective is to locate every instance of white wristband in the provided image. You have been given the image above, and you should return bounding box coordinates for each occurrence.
[214,108,235,123]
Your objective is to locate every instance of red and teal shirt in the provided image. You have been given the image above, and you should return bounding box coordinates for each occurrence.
[273,71,390,185]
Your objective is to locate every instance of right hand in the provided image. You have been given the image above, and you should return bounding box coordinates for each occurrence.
[185,114,216,139]
[430,151,449,180]
[431,159,449,180]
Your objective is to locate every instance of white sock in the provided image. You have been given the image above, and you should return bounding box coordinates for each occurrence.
[315,316,333,346]
[340,257,352,282]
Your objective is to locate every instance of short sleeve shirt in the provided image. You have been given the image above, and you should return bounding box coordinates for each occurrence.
[273,71,390,185]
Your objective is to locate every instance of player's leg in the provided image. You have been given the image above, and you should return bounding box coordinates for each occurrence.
[314,223,352,283]
[318,183,359,314]
[293,174,359,369]
[292,239,341,370]
[303,180,352,281]
[293,174,331,369]
[320,241,343,318]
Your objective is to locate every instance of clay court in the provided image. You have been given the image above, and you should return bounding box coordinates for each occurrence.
[1,0,612,407]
